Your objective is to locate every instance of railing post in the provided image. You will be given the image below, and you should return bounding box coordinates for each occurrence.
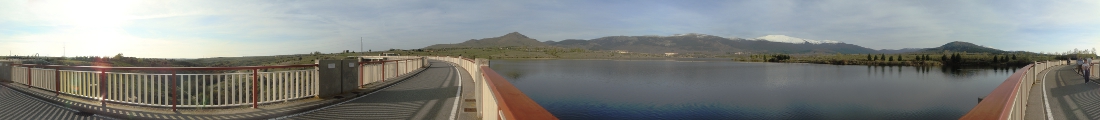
[252,69,259,108]
[382,61,386,82]
[26,67,30,88]
[99,70,106,104]
[171,70,178,111]
[55,67,60,96]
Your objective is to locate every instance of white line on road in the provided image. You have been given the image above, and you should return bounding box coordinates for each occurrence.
[1043,66,1053,120]
[449,62,463,120]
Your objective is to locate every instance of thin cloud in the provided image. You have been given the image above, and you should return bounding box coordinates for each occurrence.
[0,0,1097,58]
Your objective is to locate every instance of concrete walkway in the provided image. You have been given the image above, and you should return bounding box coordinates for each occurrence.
[288,60,472,120]
[1036,65,1100,120]
[0,83,107,120]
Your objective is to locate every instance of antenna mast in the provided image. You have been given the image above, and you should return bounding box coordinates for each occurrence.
[360,37,364,55]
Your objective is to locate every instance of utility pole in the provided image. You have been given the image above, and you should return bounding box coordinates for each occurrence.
[363,36,367,55]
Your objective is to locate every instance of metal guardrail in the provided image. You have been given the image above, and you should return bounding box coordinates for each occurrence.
[428,56,557,120]
[961,61,1066,119]
[5,57,429,112]
[9,64,320,111]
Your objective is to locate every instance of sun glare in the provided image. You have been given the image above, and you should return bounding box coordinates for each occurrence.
[61,1,133,28]
[43,0,137,55]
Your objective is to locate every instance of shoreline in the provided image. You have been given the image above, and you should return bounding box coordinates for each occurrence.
[495,57,1034,68]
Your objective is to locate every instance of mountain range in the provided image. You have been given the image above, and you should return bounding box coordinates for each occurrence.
[424,32,1012,54]
[753,35,842,44]
[423,32,549,49]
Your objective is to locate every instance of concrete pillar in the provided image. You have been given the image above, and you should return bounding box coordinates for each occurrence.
[341,59,359,92]
[317,59,360,98]
[0,62,10,82]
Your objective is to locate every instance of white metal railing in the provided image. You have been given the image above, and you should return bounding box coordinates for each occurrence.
[60,70,101,99]
[427,56,477,80]
[9,64,319,110]
[251,70,317,106]
[6,56,432,111]
[30,68,57,91]
[12,66,27,86]
[357,57,426,86]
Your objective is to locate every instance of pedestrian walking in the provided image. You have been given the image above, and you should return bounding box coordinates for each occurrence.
[1079,59,1085,74]
[1085,58,1092,83]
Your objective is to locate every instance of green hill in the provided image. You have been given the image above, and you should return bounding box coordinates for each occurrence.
[919,41,1007,53]
[423,32,549,49]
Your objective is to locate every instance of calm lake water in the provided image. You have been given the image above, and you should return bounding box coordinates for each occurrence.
[489,59,1018,120]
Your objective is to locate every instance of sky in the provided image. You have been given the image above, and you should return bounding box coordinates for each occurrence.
[1,0,1098,58]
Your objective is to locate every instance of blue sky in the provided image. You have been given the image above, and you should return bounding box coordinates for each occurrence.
[1,0,1097,58]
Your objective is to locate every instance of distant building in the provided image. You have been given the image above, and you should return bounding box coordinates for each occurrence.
[381,53,399,56]
[664,53,677,56]
[615,50,629,54]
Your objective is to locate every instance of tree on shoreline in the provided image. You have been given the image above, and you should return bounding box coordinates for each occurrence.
[951,53,962,64]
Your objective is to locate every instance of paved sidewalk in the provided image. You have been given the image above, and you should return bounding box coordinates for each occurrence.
[0,84,107,120]
[1025,65,1057,120]
[1042,65,1100,120]
[289,60,470,120]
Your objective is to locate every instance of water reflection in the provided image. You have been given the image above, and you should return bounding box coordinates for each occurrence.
[862,65,1019,78]
[503,68,525,80]
[491,59,1011,119]
[862,65,1020,79]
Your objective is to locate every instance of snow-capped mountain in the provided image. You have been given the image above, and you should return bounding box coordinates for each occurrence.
[754,35,842,44]
[667,33,726,39]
